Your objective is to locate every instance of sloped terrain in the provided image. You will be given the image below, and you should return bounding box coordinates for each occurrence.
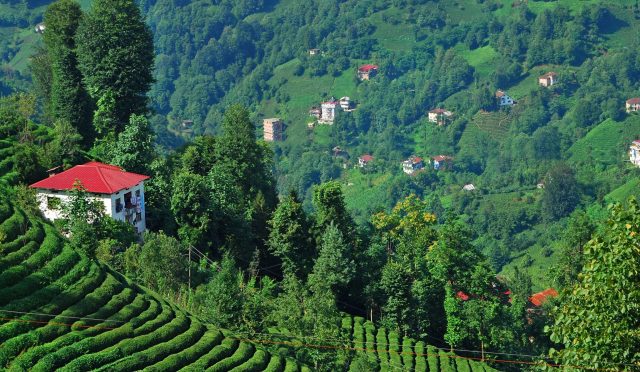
[0,190,499,371]
[0,194,307,371]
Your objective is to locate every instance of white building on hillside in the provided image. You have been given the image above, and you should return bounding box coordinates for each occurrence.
[320,99,338,124]
[496,90,515,106]
[630,140,640,167]
[30,162,150,234]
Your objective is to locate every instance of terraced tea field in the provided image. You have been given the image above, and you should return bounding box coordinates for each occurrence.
[342,316,497,372]
[0,194,307,371]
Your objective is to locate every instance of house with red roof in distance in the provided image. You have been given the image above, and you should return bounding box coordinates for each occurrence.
[402,155,424,175]
[428,108,453,126]
[357,64,378,81]
[496,89,515,106]
[529,288,558,308]
[30,162,150,234]
[626,97,640,112]
[538,72,557,87]
[358,154,374,168]
[432,155,453,170]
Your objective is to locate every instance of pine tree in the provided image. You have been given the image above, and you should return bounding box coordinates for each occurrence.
[43,0,93,142]
[76,0,154,134]
[267,192,314,279]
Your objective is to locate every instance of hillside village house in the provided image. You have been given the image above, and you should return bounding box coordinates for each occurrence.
[339,96,352,111]
[626,98,640,112]
[263,118,284,141]
[30,162,150,234]
[428,108,453,125]
[402,155,424,175]
[432,155,453,170]
[319,99,338,124]
[308,48,320,55]
[538,72,557,87]
[357,64,378,81]
[630,140,640,167]
[496,90,515,106]
[309,107,321,119]
[463,184,476,191]
[35,23,46,34]
[358,154,374,168]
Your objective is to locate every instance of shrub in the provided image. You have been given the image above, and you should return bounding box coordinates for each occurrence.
[439,349,456,372]
[375,327,389,368]
[455,355,472,372]
[145,329,223,371]
[427,345,439,372]
[401,337,414,370]
[414,341,427,371]
[185,338,238,370]
[209,342,254,372]
[263,354,284,372]
[229,349,269,371]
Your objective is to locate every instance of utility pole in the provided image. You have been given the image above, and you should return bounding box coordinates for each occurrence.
[188,245,191,299]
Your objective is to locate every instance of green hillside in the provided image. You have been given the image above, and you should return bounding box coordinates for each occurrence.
[0,193,306,371]
[0,189,498,371]
[569,116,640,165]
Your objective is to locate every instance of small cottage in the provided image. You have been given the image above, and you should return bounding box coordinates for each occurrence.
[538,72,557,87]
[358,154,374,168]
[402,156,424,175]
[30,162,150,234]
[496,90,515,106]
[357,64,379,81]
[428,108,453,125]
[462,184,476,191]
[308,48,320,56]
[626,98,640,113]
[432,155,453,170]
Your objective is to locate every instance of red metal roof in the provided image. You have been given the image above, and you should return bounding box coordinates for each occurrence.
[358,64,379,72]
[529,288,558,307]
[433,155,452,162]
[30,161,149,194]
[360,154,374,162]
[627,98,640,105]
[429,108,447,114]
[456,291,470,301]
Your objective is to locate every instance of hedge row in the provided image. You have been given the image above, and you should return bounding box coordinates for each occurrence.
[147,329,224,371]
[353,317,365,351]
[414,341,427,371]
[207,341,255,372]
[364,321,377,366]
[0,219,44,255]
[84,307,188,369]
[387,331,402,370]
[0,206,23,239]
[97,318,206,371]
[263,354,284,372]
[0,260,99,343]
[376,327,389,369]
[9,288,138,371]
[439,349,456,372]
[0,225,63,289]
[228,349,269,372]
[0,239,40,273]
[44,296,160,371]
[0,240,75,305]
[283,358,298,372]
[402,337,414,370]
[181,337,239,370]
[0,273,123,366]
[456,355,472,372]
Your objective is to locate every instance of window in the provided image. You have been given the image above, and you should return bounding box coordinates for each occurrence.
[124,192,132,208]
[115,198,123,213]
[135,189,141,198]
[136,212,142,222]
[47,197,61,210]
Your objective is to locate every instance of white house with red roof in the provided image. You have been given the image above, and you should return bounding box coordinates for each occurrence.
[627,98,640,113]
[357,64,378,80]
[30,162,150,233]
[358,154,374,168]
[402,155,424,175]
[428,108,453,125]
[432,155,453,170]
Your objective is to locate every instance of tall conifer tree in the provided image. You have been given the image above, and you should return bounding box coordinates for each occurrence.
[43,0,92,142]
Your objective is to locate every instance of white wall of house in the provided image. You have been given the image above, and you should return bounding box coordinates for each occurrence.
[630,145,640,167]
[35,181,147,233]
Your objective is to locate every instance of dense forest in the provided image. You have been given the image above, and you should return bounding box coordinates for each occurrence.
[2,0,640,370]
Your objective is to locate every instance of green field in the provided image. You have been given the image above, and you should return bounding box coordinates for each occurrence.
[462,111,512,143]
[569,116,640,165]
[458,45,500,79]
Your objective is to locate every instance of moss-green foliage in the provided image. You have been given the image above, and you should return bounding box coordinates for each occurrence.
[0,193,304,371]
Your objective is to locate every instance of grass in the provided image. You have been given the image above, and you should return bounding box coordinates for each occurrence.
[605,177,640,204]
[457,45,499,79]
[342,169,394,224]
[460,111,511,144]
[369,8,417,52]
